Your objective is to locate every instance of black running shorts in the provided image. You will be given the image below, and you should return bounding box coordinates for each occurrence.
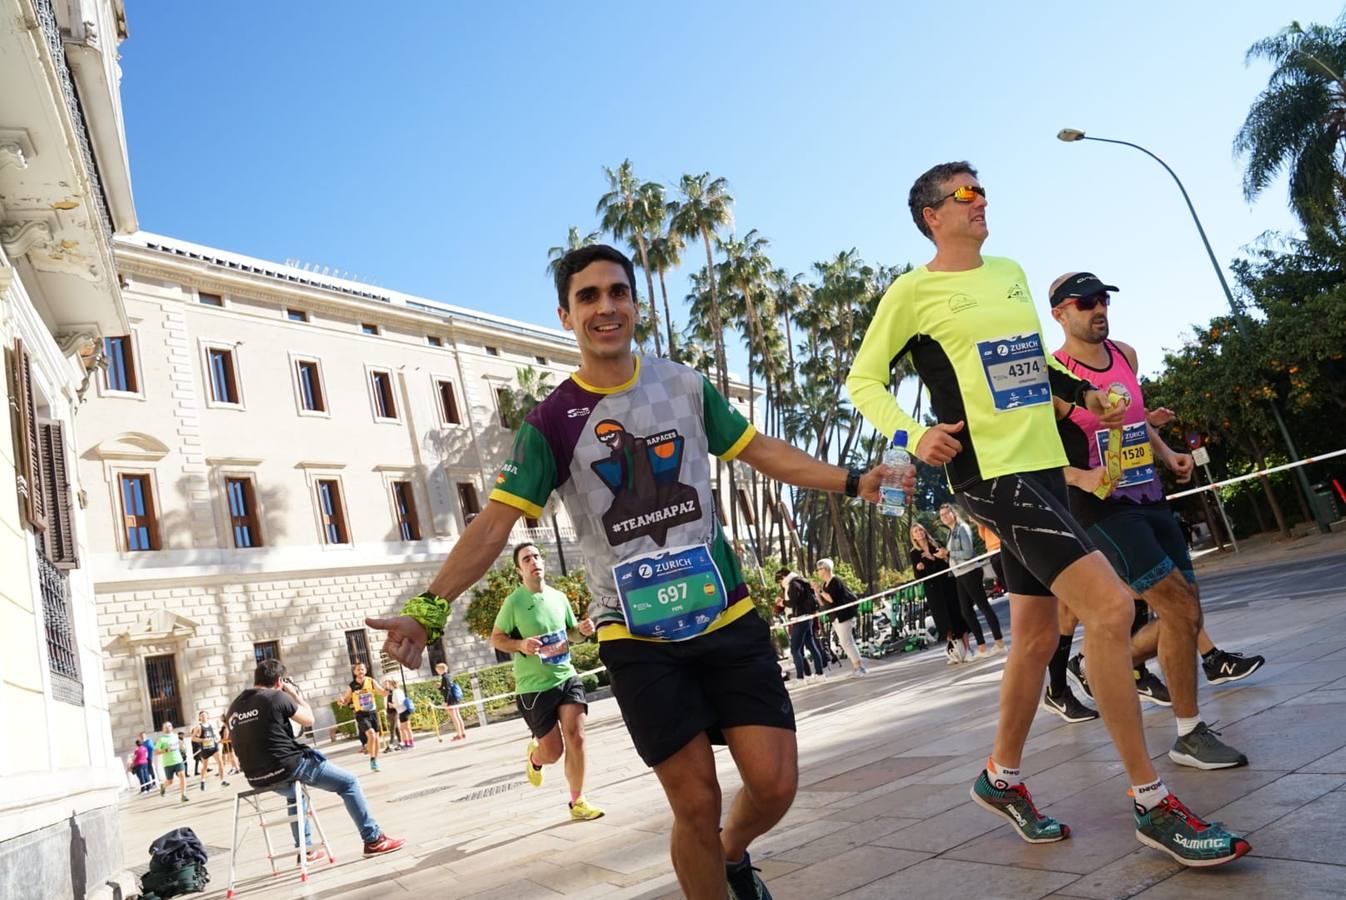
[599,611,796,767]
[956,468,1095,598]
[516,675,588,739]
[1088,501,1194,594]
[354,712,379,736]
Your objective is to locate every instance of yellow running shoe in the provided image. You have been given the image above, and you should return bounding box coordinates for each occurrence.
[525,738,543,787]
[569,796,604,821]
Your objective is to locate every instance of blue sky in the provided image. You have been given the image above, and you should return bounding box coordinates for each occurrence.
[120,1,1336,381]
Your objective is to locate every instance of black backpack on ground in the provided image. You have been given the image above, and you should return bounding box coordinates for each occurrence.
[139,827,209,899]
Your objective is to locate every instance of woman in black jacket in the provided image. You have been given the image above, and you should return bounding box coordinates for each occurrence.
[910,522,971,664]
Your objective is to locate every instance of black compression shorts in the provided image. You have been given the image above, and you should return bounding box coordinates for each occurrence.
[955,468,1095,597]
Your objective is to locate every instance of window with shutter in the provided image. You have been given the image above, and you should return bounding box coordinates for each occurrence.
[8,339,46,531]
[39,422,78,567]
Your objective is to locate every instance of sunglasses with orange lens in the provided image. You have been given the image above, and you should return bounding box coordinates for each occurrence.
[935,184,986,205]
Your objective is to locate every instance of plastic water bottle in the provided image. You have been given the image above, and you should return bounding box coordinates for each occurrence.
[879,431,911,517]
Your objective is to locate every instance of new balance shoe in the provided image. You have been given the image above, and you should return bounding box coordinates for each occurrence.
[969,770,1070,843]
[1042,686,1100,724]
[726,850,773,899]
[362,835,405,857]
[1134,793,1250,867]
[525,738,543,787]
[1203,650,1265,686]
[1134,667,1172,706]
[1169,722,1247,770]
[568,796,605,821]
[1066,653,1092,698]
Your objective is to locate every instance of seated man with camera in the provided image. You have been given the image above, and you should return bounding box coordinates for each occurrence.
[226,659,404,857]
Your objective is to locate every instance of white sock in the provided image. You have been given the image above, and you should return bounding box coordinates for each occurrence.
[1175,716,1201,738]
[986,758,1020,790]
[1131,779,1170,813]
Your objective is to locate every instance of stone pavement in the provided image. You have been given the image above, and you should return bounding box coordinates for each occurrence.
[117,542,1346,899]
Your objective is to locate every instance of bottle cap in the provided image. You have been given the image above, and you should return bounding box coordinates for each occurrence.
[892,430,908,447]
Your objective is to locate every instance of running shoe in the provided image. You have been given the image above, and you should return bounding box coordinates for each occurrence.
[1134,666,1172,706]
[945,643,962,665]
[1042,686,1100,724]
[160,783,166,797]
[1203,650,1265,685]
[200,781,206,793]
[1169,722,1247,770]
[1066,653,1092,698]
[969,770,1070,843]
[221,780,230,787]
[987,643,1006,657]
[568,796,605,821]
[369,759,380,773]
[726,850,773,899]
[180,796,189,803]
[362,835,405,857]
[526,738,543,787]
[1134,793,1250,867]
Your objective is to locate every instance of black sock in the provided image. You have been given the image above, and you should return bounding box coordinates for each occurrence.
[1201,647,1220,661]
[1048,635,1071,694]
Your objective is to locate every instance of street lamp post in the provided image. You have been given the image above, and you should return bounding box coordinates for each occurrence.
[1057,128,1330,535]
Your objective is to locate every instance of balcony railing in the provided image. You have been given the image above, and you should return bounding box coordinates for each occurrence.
[36,545,84,706]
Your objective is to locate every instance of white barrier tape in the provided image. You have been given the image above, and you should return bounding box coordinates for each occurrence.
[308,663,615,734]
[778,444,1346,628]
[1163,447,1346,501]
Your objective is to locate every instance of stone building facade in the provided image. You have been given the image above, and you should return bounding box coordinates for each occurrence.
[80,233,760,753]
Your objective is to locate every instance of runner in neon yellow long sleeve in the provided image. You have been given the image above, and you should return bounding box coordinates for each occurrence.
[845,161,1248,868]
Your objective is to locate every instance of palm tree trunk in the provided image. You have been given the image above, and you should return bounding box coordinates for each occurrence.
[700,227,739,545]
[632,232,662,357]
[657,268,677,357]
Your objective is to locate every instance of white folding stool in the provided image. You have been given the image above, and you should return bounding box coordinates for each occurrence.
[225,782,333,898]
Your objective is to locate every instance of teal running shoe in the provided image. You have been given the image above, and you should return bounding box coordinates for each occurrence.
[1134,793,1250,867]
[970,770,1069,843]
[725,850,772,899]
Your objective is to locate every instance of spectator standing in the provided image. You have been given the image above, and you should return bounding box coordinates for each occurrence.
[911,522,970,663]
[435,663,467,741]
[776,568,828,683]
[814,559,867,677]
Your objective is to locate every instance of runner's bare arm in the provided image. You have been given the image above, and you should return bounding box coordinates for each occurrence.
[735,432,912,502]
[491,625,541,656]
[1063,464,1107,495]
[366,500,523,667]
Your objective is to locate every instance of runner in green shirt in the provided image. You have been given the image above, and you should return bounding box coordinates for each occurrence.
[846,160,1247,868]
[153,720,189,802]
[492,542,602,820]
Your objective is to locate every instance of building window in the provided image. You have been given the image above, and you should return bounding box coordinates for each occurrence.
[296,359,326,412]
[484,345,499,356]
[427,336,442,347]
[226,477,262,548]
[535,355,547,366]
[345,629,371,669]
[287,308,309,322]
[370,369,398,420]
[524,515,540,529]
[206,347,240,405]
[457,482,481,523]
[145,655,182,730]
[37,547,82,705]
[361,323,379,335]
[253,641,280,663]
[391,481,421,541]
[437,379,461,425]
[198,291,223,307]
[119,473,160,551]
[103,335,138,393]
[317,479,349,544]
[38,422,78,567]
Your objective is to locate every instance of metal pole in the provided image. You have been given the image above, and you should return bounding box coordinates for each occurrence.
[1072,134,1330,535]
[551,511,568,575]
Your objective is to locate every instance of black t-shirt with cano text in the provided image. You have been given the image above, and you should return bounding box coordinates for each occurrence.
[226,688,305,788]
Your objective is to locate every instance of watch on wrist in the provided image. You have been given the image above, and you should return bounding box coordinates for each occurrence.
[844,467,865,498]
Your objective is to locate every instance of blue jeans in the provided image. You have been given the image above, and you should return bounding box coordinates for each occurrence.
[789,621,826,679]
[271,754,380,846]
[134,763,152,791]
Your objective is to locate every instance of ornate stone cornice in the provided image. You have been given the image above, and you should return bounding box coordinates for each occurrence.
[1,220,53,257]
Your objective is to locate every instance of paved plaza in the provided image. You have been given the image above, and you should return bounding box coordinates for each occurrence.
[118,535,1346,899]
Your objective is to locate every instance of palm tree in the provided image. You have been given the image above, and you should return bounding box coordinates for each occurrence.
[596,161,664,355]
[646,227,685,357]
[545,226,602,277]
[1236,16,1346,229]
